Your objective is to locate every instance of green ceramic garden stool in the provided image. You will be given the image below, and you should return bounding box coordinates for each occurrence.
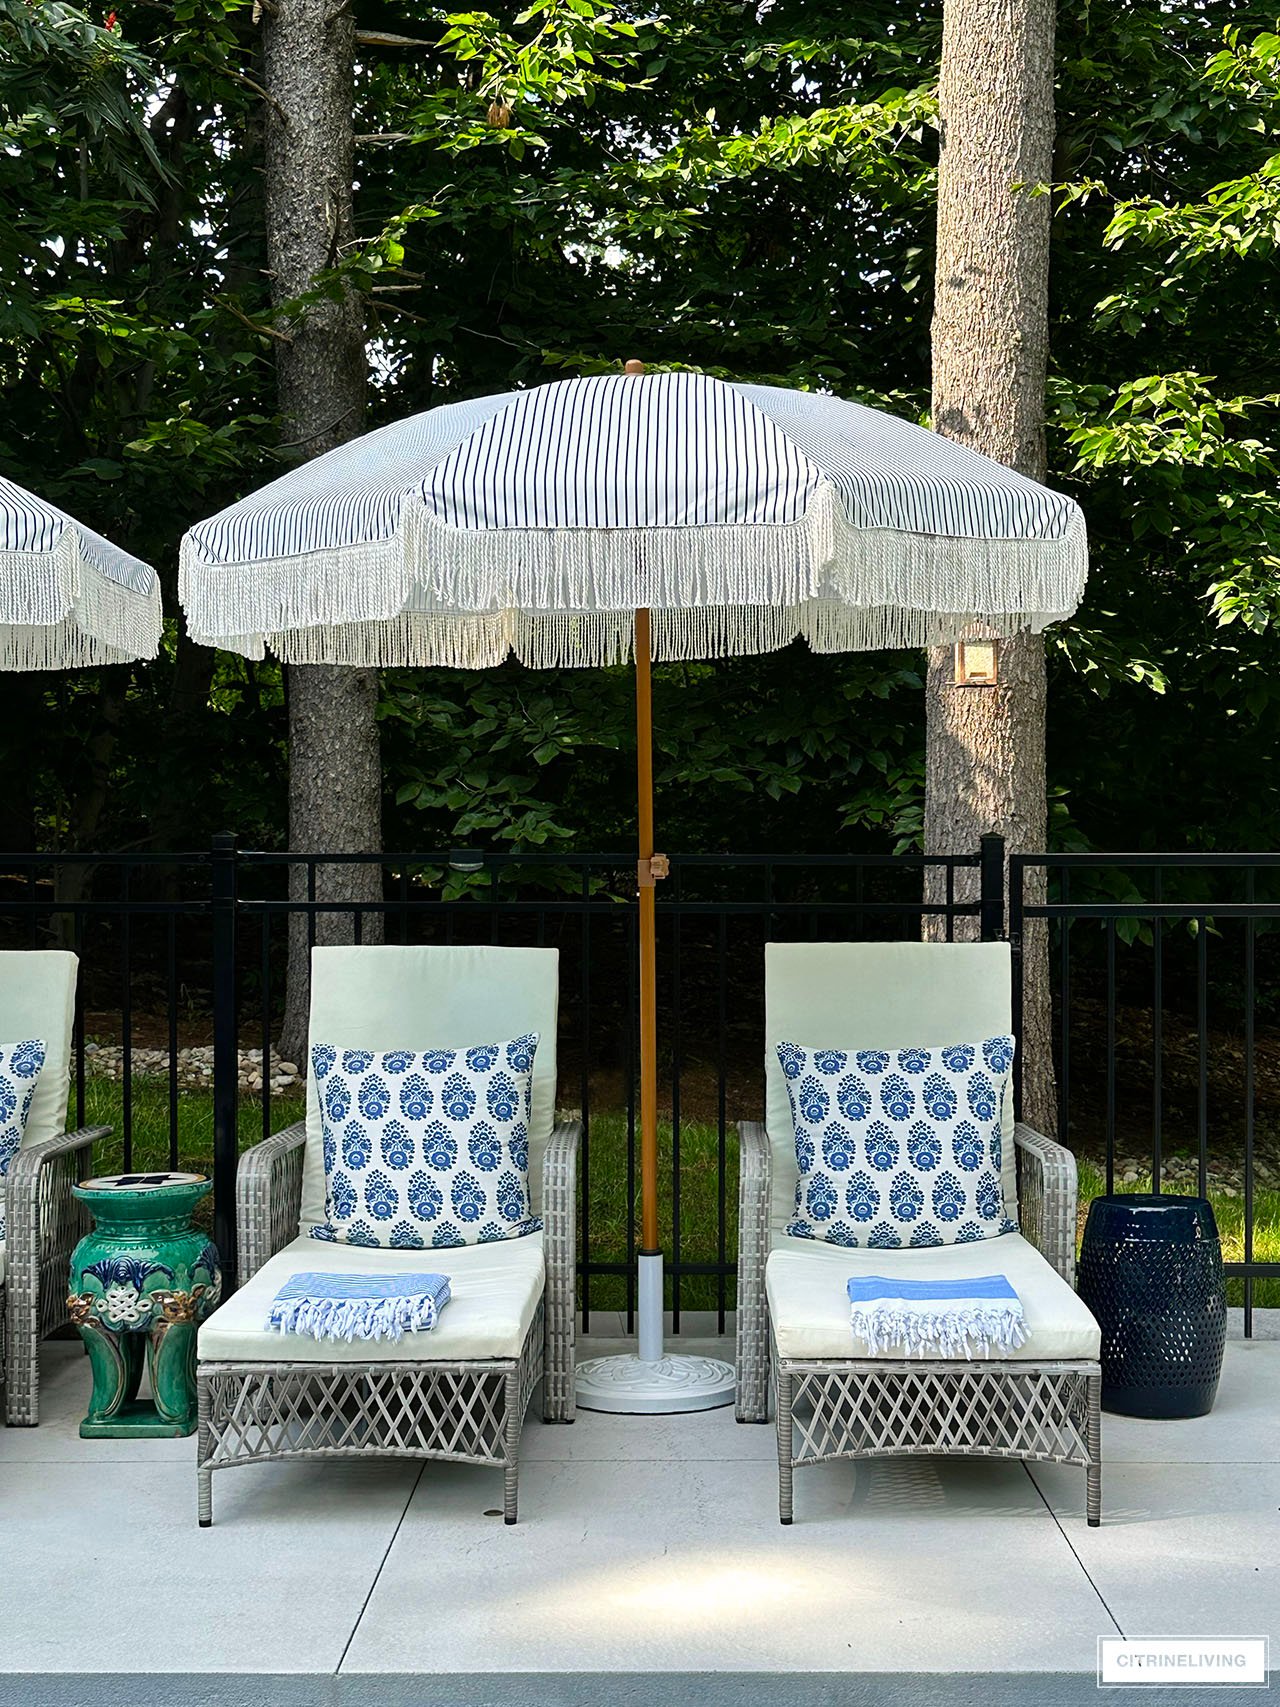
[68,1172,221,1438]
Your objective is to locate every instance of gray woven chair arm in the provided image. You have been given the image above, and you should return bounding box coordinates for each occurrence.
[7,1122,106,1183]
[1014,1121,1079,1286]
[7,1123,106,1255]
[541,1120,581,1422]
[237,1119,307,1282]
[6,1123,107,1251]
[4,1124,107,1425]
[735,1121,771,1421]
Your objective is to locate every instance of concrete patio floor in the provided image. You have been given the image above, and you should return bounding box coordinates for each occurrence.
[0,1315,1276,1707]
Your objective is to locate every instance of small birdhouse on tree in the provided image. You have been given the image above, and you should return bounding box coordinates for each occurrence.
[954,638,999,687]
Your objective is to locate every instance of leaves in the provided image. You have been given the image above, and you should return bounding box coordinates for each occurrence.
[5,0,1280,869]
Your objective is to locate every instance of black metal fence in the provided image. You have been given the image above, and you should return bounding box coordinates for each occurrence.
[1011,852,1280,1335]
[1,839,1275,1331]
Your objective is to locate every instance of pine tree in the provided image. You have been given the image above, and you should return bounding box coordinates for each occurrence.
[925,0,1059,1131]
[262,0,384,1064]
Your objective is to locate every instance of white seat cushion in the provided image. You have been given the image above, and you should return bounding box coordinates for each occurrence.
[198,1231,544,1364]
[766,1231,1100,1362]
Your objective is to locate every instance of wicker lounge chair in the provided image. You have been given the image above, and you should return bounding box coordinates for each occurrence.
[735,941,1102,1525]
[1,950,109,1426]
[195,944,579,1525]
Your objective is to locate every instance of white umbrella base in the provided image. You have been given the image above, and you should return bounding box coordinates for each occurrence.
[575,1250,736,1413]
[574,1352,736,1415]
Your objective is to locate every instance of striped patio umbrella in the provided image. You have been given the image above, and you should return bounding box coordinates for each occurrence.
[180,367,1088,1413]
[0,475,162,668]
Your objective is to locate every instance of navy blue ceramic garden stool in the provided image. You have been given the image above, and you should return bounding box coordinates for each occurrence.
[1078,1194,1226,1419]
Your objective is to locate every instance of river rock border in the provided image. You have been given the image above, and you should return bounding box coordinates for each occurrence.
[84,1044,301,1097]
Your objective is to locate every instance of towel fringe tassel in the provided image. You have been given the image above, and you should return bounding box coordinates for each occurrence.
[266,1292,445,1342]
[849,1302,1029,1358]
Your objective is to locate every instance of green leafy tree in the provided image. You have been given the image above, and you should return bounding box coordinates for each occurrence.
[3,0,1280,875]
[0,0,285,854]
[1046,9,1280,851]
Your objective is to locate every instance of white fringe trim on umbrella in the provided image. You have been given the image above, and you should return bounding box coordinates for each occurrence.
[265,611,516,669]
[408,490,1087,623]
[178,527,415,656]
[178,478,1088,666]
[0,532,163,668]
[240,605,1013,668]
[828,506,1086,618]
[408,488,836,615]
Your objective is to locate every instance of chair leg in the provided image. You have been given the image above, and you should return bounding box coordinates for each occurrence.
[736,1350,770,1423]
[503,1367,522,1525]
[542,1318,575,1424]
[541,1258,576,1425]
[735,1307,769,1423]
[1086,1371,1102,1527]
[197,1374,213,1527]
[776,1368,794,1525]
[4,1285,39,1427]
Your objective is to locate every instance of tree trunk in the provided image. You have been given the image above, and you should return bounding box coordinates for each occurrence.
[262,0,383,1070]
[925,0,1058,1134]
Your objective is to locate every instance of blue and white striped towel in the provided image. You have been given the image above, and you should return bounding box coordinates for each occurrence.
[846,1275,1026,1357]
[267,1272,452,1342]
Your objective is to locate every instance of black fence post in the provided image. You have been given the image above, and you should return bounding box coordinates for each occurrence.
[1007,848,1025,1121]
[211,832,239,1289]
[979,833,1005,942]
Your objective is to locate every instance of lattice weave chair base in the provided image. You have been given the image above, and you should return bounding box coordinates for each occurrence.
[774,1348,1101,1526]
[197,1299,544,1526]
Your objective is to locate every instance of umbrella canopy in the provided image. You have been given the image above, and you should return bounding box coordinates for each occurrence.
[0,475,163,668]
[180,371,1087,664]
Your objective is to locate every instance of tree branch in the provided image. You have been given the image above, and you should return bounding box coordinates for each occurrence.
[225,66,288,124]
[216,294,294,343]
[275,403,362,449]
[355,29,436,48]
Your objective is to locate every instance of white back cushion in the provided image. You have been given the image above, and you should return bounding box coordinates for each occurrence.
[764,941,1016,1233]
[299,945,559,1231]
[0,950,76,1151]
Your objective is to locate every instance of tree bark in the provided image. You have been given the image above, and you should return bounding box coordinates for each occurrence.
[261,0,384,1069]
[925,0,1058,1133]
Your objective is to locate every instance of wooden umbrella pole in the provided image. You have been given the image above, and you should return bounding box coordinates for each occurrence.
[634,606,663,1262]
[572,361,736,1406]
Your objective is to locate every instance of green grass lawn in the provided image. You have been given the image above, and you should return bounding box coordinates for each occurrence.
[78,1075,307,1183]
[74,1078,1277,1314]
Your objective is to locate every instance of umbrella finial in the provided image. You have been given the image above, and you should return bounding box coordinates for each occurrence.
[623,359,646,375]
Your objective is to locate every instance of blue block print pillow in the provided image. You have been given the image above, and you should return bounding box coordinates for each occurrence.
[0,1038,48,1242]
[308,1035,542,1250]
[777,1036,1017,1249]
